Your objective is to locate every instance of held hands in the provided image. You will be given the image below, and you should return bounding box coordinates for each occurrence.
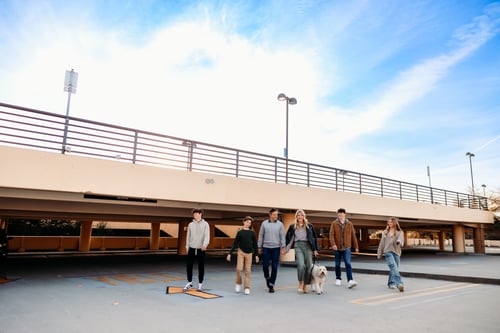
[255,256,260,264]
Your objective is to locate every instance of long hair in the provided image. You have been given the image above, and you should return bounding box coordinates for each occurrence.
[294,209,310,229]
[388,217,402,232]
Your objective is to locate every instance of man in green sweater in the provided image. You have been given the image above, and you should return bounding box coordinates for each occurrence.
[227,216,259,295]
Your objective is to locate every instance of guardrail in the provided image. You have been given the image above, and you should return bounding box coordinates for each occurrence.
[0,102,488,210]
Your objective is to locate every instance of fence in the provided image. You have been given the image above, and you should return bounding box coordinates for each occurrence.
[0,102,488,210]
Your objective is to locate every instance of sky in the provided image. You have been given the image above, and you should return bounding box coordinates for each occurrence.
[1,0,499,196]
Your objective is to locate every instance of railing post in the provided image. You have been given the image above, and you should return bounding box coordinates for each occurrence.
[235,151,240,177]
[132,131,138,164]
[305,163,309,187]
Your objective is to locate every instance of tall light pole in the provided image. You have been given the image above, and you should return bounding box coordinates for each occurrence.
[466,152,475,195]
[62,69,78,154]
[277,93,297,184]
[427,165,433,203]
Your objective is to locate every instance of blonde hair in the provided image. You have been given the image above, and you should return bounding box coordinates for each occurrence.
[388,217,402,232]
[294,209,310,229]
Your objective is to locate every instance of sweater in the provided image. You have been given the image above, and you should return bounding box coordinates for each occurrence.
[258,219,286,249]
[377,229,404,258]
[329,218,359,251]
[228,229,258,257]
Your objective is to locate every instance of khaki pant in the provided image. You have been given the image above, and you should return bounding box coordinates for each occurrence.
[236,248,253,288]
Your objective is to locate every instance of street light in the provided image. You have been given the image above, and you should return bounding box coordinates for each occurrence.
[277,93,297,184]
[481,184,487,196]
[62,69,78,154]
[466,152,475,195]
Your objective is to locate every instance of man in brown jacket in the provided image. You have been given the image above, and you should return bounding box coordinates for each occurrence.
[329,208,359,288]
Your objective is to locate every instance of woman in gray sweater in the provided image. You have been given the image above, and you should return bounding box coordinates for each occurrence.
[377,217,405,292]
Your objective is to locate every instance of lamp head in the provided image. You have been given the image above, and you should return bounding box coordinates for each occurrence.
[288,97,297,105]
[277,93,287,101]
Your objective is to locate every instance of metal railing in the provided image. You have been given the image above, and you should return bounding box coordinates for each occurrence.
[0,102,488,210]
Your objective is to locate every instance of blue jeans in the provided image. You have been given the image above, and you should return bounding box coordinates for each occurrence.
[384,251,403,287]
[334,248,353,281]
[262,247,281,287]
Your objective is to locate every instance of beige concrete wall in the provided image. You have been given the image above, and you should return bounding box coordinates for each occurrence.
[0,145,493,225]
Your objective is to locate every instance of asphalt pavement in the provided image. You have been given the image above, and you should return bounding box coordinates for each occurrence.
[1,251,499,333]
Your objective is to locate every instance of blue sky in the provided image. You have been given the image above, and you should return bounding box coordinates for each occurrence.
[1,0,499,195]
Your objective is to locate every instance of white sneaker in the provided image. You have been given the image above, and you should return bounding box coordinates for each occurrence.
[348,280,357,289]
[198,283,203,290]
[335,279,341,286]
[235,284,241,293]
[244,288,250,295]
[183,282,193,291]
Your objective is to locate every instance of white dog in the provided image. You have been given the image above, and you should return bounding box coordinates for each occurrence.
[310,264,328,295]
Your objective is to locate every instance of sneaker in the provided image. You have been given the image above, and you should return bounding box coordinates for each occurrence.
[198,283,203,290]
[397,284,404,292]
[348,280,357,289]
[269,287,275,293]
[244,288,250,295]
[335,279,342,286]
[235,284,241,293]
[388,284,396,289]
[183,282,193,291]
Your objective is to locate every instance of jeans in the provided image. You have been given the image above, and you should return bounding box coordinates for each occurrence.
[334,248,353,281]
[294,241,313,284]
[262,247,281,286]
[384,251,403,287]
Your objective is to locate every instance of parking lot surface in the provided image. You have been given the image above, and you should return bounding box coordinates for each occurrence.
[1,252,499,333]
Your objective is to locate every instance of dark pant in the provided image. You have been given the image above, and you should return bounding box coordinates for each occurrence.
[262,247,280,287]
[186,247,206,283]
[334,248,353,281]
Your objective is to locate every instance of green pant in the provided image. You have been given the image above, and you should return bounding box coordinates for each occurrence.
[294,241,313,283]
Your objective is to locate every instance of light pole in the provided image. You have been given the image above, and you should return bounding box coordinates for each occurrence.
[427,165,433,203]
[481,184,486,196]
[466,152,475,195]
[62,69,78,154]
[277,93,297,184]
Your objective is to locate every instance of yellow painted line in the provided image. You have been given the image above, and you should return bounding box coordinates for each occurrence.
[88,273,184,286]
[351,283,479,305]
[89,276,120,286]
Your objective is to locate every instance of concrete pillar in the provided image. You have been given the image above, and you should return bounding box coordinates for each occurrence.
[359,228,370,251]
[177,221,189,255]
[438,231,446,251]
[79,221,92,252]
[150,222,161,250]
[473,225,485,254]
[208,223,215,249]
[452,224,465,253]
[280,213,295,262]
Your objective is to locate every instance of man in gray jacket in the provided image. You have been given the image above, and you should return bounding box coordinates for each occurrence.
[258,208,286,293]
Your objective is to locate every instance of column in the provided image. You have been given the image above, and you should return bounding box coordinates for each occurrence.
[79,221,92,252]
[177,221,189,255]
[473,224,485,254]
[438,231,446,251]
[359,228,369,251]
[452,224,465,253]
[150,222,161,250]
[280,213,295,262]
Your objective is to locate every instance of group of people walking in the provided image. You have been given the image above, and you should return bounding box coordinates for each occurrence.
[182,207,405,294]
